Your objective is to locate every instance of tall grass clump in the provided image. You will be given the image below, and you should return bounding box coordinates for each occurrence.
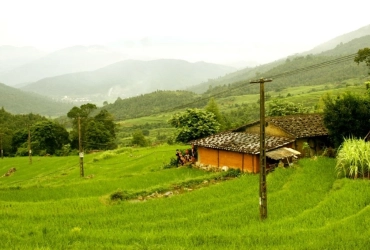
[336,138,370,179]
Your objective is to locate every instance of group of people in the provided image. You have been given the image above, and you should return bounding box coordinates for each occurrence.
[176,145,197,167]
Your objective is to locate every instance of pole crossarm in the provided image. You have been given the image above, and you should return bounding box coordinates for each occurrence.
[249,77,272,220]
[250,78,273,84]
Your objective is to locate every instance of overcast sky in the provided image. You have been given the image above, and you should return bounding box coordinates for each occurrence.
[1,0,369,65]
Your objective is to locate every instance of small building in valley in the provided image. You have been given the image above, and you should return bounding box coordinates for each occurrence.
[192,114,329,173]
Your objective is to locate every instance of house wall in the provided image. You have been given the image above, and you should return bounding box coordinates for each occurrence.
[244,123,293,138]
[295,136,328,157]
[197,147,259,173]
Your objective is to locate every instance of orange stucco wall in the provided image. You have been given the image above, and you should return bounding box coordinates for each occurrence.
[197,147,259,173]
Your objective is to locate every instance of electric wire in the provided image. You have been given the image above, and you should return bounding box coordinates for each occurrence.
[149,53,358,115]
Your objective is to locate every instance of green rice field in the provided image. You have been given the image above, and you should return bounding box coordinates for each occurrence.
[0,145,369,249]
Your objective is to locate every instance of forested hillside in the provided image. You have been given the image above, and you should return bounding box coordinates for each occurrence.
[0,82,73,116]
[193,33,370,96]
[0,107,47,154]
[102,90,207,120]
[202,54,368,98]
[305,24,370,55]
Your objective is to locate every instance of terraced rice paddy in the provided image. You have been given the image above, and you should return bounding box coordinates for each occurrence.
[0,145,369,249]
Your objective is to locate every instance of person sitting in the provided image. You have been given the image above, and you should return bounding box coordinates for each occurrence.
[176,149,184,167]
[184,149,191,163]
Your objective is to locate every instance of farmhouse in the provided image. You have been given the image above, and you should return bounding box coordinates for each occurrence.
[192,114,329,173]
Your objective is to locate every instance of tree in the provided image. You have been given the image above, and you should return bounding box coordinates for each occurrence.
[131,130,148,147]
[85,110,117,150]
[354,47,370,74]
[67,103,97,149]
[205,97,226,130]
[267,99,310,116]
[31,121,70,155]
[168,108,220,143]
[323,92,370,147]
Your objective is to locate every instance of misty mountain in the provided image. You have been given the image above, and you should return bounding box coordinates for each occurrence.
[0,46,45,74]
[0,45,124,86]
[191,27,370,94]
[304,24,370,55]
[21,59,236,101]
[0,82,72,116]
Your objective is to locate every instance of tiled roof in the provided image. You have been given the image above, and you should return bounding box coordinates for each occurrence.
[234,114,328,138]
[192,132,294,154]
[267,114,328,138]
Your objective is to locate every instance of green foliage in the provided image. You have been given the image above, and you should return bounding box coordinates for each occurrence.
[103,90,206,120]
[67,104,117,150]
[205,97,226,130]
[0,83,73,116]
[169,108,220,143]
[336,138,370,179]
[131,130,148,147]
[162,157,179,169]
[323,92,370,147]
[0,108,48,156]
[110,189,129,201]
[222,102,260,129]
[354,47,370,74]
[31,120,70,155]
[267,98,310,116]
[85,110,117,150]
[222,168,242,177]
[202,52,368,100]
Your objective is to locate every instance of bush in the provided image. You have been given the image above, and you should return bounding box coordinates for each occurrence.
[223,168,242,178]
[336,138,370,179]
[110,189,130,201]
[163,157,178,169]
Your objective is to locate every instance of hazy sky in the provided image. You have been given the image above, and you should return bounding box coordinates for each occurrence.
[1,0,369,64]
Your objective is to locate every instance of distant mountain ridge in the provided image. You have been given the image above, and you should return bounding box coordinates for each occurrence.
[190,24,370,93]
[304,24,370,55]
[0,45,125,86]
[21,59,236,102]
[0,82,72,116]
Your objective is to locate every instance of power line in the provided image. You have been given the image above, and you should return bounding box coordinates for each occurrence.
[146,53,358,116]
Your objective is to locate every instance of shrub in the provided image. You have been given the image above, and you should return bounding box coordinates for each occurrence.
[336,138,370,179]
[223,168,242,178]
[110,189,130,201]
[163,157,178,169]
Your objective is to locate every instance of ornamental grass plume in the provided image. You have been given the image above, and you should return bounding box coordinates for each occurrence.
[336,138,370,179]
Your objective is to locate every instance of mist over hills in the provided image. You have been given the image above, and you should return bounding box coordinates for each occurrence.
[21,59,235,102]
[303,24,370,55]
[0,45,124,86]
[0,46,45,74]
[190,27,370,94]
[0,23,369,117]
[0,82,72,116]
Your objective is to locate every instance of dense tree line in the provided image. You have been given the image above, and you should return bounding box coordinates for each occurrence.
[67,104,117,151]
[0,103,117,156]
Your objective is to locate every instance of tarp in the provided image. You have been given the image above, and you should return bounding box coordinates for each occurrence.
[266,147,301,160]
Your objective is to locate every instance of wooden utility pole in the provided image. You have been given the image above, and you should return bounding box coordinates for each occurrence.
[78,116,84,177]
[250,77,272,220]
[28,124,32,164]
